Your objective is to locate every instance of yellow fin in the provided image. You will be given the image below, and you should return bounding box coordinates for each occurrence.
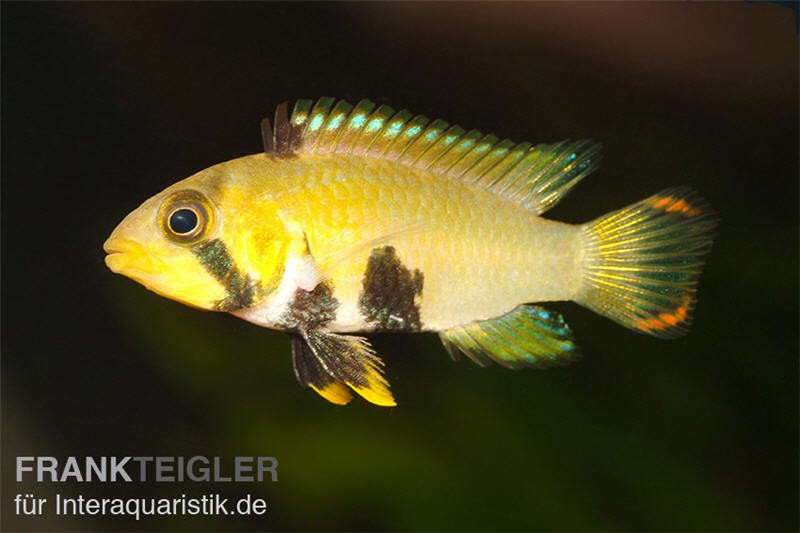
[577,187,718,338]
[291,336,353,405]
[309,381,353,406]
[292,331,396,407]
[272,98,602,214]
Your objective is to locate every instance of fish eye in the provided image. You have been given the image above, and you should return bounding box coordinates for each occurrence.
[168,207,200,235]
[159,190,213,244]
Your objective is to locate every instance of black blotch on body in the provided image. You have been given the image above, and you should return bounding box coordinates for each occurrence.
[193,239,260,311]
[359,246,424,331]
[281,281,339,331]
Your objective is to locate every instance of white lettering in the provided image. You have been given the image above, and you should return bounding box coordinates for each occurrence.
[37,457,58,482]
[85,457,106,482]
[110,456,131,482]
[60,457,82,482]
[258,456,278,482]
[235,456,254,482]
[16,457,34,482]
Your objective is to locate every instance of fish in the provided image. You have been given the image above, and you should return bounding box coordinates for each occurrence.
[104,98,718,407]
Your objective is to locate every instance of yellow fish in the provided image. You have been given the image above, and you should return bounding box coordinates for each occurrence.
[104,98,718,406]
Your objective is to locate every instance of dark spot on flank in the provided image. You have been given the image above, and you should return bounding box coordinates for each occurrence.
[281,281,339,331]
[193,239,261,311]
[359,246,424,331]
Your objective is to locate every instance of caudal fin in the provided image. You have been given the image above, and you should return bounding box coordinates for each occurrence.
[576,187,718,338]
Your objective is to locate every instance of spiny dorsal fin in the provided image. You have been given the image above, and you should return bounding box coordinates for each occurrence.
[270,98,602,215]
[261,101,302,156]
[439,304,581,369]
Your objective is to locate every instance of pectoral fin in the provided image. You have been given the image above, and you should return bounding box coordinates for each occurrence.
[291,330,396,407]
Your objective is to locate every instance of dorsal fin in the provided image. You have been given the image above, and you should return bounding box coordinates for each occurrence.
[269,98,602,214]
[261,101,302,156]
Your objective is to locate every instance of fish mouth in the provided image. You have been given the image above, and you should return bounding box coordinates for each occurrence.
[103,237,164,276]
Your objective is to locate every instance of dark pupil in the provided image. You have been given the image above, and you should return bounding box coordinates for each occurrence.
[169,208,199,235]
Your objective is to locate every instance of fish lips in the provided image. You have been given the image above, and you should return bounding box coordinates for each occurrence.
[103,237,165,278]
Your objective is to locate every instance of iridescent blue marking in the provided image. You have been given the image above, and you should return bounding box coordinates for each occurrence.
[425,128,441,142]
[366,117,385,133]
[405,125,422,137]
[350,113,367,130]
[309,114,325,132]
[327,113,345,131]
[293,112,308,126]
[386,120,404,137]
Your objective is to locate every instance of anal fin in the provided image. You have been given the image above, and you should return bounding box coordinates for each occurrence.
[291,330,396,406]
[439,305,580,369]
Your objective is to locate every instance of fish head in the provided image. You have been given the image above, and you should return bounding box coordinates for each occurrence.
[104,158,293,312]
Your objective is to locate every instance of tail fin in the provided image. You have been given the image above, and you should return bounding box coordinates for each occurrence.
[576,187,718,338]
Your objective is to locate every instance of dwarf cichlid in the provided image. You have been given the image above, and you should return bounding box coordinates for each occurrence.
[104,98,718,406]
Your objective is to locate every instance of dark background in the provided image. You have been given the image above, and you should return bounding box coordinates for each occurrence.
[2,2,797,531]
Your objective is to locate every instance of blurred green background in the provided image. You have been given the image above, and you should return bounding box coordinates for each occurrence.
[2,2,797,531]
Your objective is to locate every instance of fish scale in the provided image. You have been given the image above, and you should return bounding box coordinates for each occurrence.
[267,154,582,331]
